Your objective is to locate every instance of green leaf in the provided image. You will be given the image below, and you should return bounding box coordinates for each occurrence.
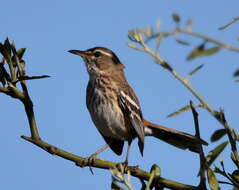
[175,38,190,46]
[233,186,239,190]
[146,164,161,190]
[206,141,228,167]
[172,13,181,23]
[0,61,11,82]
[207,168,219,190]
[167,104,202,118]
[231,152,239,167]
[0,61,6,86]
[167,105,191,118]
[127,43,142,51]
[188,64,204,76]
[3,38,12,57]
[210,129,227,142]
[234,69,239,77]
[231,170,239,184]
[0,43,11,62]
[187,45,221,61]
[150,164,161,177]
[128,30,142,43]
[17,48,26,60]
[186,18,193,27]
[111,181,124,190]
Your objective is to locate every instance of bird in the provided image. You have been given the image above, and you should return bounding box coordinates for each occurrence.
[68,47,207,164]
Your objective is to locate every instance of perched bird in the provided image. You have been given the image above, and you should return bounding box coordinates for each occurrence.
[69,47,207,164]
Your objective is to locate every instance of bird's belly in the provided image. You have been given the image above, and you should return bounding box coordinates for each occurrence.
[89,98,132,141]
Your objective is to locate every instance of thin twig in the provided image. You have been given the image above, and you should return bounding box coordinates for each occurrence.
[146,27,239,52]
[177,27,239,52]
[14,75,50,83]
[190,101,207,189]
[218,17,239,30]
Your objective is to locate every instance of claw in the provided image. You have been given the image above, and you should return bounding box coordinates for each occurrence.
[86,153,98,174]
[83,144,109,174]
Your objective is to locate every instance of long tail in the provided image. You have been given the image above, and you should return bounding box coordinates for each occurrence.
[143,119,208,153]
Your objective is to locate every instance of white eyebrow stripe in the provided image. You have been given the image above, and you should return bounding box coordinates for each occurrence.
[95,50,112,57]
[120,91,140,110]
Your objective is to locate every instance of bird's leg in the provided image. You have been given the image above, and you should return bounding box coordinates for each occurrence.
[86,144,109,174]
[122,140,132,167]
[88,144,109,160]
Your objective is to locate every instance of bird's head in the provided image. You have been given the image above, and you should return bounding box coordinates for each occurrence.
[69,47,124,77]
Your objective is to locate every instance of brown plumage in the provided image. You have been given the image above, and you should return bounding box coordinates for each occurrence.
[69,47,207,163]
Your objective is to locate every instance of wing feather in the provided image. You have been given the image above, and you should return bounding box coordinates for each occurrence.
[118,89,145,155]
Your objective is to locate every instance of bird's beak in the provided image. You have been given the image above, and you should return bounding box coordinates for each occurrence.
[68,50,90,59]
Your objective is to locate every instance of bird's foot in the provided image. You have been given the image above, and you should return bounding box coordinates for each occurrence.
[116,161,139,173]
[85,153,98,174]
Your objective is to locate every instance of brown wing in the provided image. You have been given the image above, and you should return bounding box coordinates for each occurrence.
[100,134,124,155]
[118,85,145,156]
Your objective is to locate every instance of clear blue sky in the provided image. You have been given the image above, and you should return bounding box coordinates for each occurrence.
[1,0,239,189]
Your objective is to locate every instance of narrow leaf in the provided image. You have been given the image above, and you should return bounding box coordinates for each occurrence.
[175,38,190,46]
[146,164,161,190]
[161,61,173,72]
[0,43,11,62]
[4,38,12,57]
[167,104,202,118]
[233,186,239,190]
[167,105,191,118]
[0,61,6,86]
[111,181,124,190]
[127,43,142,51]
[150,164,161,177]
[172,13,181,23]
[231,170,239,184]
[206,141,228,167]
[186,18,193,27]
[0,62,11,82]
[17,75,50,82]
[128,30,142,43]
[188,64,204,76]
[234,69,239,77]
[17,48,26,60]
[210,129,227,142]
[187,46,220,61]
[207,168,220,190]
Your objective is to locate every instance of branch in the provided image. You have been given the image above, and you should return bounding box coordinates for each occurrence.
[147,27,239,52]
[21,135,198,190]
[139,41,217,116]
[177,27,239,52]
[0,41,200,190]
[131,39,236,134]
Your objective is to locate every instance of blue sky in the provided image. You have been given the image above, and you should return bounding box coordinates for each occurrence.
[1,0,239,189]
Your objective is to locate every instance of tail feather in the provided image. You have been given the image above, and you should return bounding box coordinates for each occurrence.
[143,120,208,153]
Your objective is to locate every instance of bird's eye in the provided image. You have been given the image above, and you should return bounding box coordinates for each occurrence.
[94,51,102,57]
